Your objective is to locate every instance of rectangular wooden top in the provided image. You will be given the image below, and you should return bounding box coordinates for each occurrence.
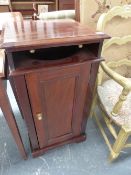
[1,19,109,52]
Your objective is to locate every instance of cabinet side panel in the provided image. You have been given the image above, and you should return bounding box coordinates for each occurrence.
[71,62,91,135]
[10,75,39,150]
[81,61,100,133]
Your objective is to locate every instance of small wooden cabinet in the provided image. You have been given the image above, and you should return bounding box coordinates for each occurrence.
[25,55,91,149]
[2,19,108,157]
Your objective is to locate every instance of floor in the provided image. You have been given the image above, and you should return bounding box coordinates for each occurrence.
[0,81,131,175]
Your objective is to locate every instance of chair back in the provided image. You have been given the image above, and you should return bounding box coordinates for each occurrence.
[97,5,131,36]
[97,5,131,80]
[98,36,131,85]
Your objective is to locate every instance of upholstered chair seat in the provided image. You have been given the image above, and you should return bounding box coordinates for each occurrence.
[98,78,131,126]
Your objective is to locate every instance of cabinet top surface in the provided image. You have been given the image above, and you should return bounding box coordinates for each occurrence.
[1,18,109,51]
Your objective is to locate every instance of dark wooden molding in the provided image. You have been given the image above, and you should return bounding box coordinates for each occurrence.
[75,0,80,21]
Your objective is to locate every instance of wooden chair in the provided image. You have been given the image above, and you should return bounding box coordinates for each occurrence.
[0,49,27,159]
[90,6,131,161]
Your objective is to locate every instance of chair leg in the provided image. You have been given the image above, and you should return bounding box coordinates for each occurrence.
[0,80,27,160]
[90,94,97,118]
[109,126,130,162]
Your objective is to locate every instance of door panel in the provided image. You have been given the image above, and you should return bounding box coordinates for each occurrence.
[41,76,75,139]
[25,63,91,148]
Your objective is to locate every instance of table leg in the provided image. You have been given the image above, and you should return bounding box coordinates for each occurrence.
[0,79,27,160]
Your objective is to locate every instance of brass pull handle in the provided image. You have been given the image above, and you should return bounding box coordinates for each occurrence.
[78,44,83,48]
[30,49,35,53]
[36,113,43,121]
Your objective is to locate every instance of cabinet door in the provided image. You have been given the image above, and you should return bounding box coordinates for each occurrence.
[59,0,74,10]
[25,62,91,148]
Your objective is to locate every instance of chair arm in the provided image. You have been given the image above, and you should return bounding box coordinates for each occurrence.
[100,61,131,91]
[100,61,131,116]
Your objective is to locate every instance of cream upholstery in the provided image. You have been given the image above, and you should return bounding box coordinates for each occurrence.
[98,78,131,126]
[38,10,75,20]
[99,6,131,77]
[97,5,131,36]
[102,37,131,77]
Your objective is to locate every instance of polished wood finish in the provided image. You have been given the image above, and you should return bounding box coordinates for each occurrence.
[0,79,27,159]
[10,76,39,150]
[0,46,27,159]
[32,134,86,157]
[75,0,80,22]
[1,17,108,157]
[0,0,12,12]
[59,0,74,10]
[0,12,27,159]
[0,5,10,12]
[1,19,108,52]
[25,60,91,149]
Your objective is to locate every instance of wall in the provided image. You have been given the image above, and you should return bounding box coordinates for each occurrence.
[80,0,131,29]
